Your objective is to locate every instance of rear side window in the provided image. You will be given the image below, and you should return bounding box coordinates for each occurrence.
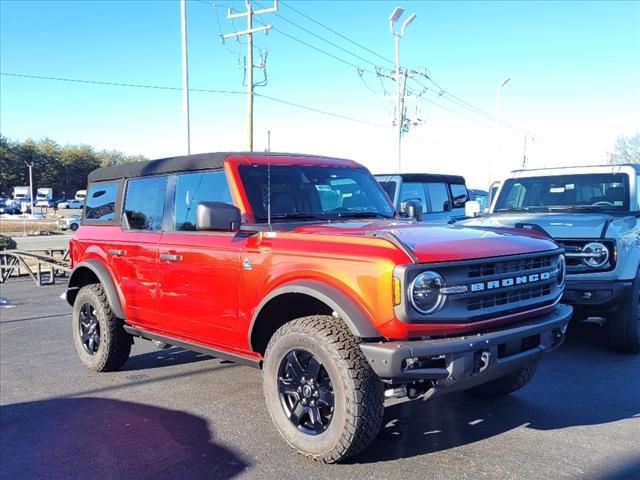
[426,182,450,212]
[124,176,167,231]
[85,183,117,221]
[174,170,233,231]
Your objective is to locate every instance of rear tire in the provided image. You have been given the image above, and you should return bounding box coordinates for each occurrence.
[467,361,539,398]
[607,270,640,354]
[263,315,384,463]
[72,284,132,372]
[70,223,79,232]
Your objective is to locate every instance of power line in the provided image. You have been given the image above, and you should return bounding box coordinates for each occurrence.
[255,92,389,128]
[1,72,389,129]
[0,72,245,94]
[279,0,395,67]
[255,1,383,69]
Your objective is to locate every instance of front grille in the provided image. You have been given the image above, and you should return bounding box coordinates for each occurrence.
[396,249,564,324]
[468,284,552,311]
[468,255,554,278]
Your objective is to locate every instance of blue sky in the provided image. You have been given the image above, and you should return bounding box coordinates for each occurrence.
[1,0,639,187]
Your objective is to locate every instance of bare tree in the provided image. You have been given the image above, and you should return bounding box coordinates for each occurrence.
[609,132,640,164]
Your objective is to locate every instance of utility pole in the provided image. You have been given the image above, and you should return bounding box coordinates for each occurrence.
[493,77,510,184]
[224,0,277,151]
[389,7,416,173]
[180,0,191,155]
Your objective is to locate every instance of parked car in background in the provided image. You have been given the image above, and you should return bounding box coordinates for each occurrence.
[468,189,489,211]
[57,199,84,209]
[65,152,570,463]
[461,163,640,353]
[75,189,87,202]
[0,204,18,215]
[58,214,81,231]
[374,173,470,222]
[35,188,54,207]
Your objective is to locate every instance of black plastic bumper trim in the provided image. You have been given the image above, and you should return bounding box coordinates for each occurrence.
[359,303,572,384]
[563,280,632,309]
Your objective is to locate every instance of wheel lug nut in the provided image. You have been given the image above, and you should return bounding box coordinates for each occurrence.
[310,400,315,406]
[297,386,302,392]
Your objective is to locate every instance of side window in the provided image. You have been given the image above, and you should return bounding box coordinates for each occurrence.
[426,182,450,212]
[174,170,233,231]
[85,182,117,221]
[124,176,167,231]
[399,182,427,208]
[450,183,468,207]
[379,181,397,202]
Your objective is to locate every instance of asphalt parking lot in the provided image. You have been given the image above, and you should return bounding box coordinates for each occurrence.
[1,277,639,480]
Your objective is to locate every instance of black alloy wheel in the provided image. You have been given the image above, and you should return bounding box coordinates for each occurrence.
[277,349,334,435]
[79,303,101,355]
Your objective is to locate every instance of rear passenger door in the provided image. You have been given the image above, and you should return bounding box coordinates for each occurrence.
[111,175,167,329]
[424,182,453,222]
[156,170,244,349]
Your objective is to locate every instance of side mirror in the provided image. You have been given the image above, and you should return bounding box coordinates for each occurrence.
[404,199,424,221]
[465,200,481,218]
[196,202,241,231]
[452,193,469,208]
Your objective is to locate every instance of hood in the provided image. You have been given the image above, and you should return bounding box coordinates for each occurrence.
[460,212,638,239]
[289,220,559,263]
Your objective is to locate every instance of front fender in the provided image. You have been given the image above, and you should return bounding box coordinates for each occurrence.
[248,279,383,350]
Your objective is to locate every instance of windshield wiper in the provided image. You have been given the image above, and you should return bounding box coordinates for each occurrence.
[262,212,329,221]
[337,212,393,219]
[548,205,616,212]
[495,207,546,213]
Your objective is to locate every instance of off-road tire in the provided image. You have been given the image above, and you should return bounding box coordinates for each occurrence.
[467,361,539,398]
[72,284,132,371]
[607,269,640,354]
[262,315,384,463]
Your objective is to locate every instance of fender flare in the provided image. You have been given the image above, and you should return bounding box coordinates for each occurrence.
[248,279,382,350]
[67,259,125,319]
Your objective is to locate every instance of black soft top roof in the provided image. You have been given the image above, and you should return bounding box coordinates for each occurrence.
[88,152,230,182]
[374,172,466,185]
[88,151,360,183]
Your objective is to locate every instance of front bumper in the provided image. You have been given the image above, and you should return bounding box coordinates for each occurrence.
[360,304,572,391]
[562,280,632,311]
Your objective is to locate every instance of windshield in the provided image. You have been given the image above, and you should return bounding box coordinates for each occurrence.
[494,174,630,212]
[239,165,395,222]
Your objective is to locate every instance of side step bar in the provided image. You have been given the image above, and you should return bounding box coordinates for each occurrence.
[123,325,262,369]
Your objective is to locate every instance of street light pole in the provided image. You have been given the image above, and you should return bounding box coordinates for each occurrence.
[180,0,191,155]
[389,7,416,174]
[492,77,510,184]
[24,161,33,213]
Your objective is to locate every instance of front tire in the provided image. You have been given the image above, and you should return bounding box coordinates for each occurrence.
[607,270,640,354]
[72,284,132,371]
[263,316,384,463]
[466,361,539,398]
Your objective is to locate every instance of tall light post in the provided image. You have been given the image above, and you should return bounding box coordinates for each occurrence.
[389,6,416,174]
[492,77,510,184]
[24,161,33,213]
[180,0,191,155]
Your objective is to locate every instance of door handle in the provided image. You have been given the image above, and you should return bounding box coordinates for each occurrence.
[108,249,126,256]
[160,253,183,262]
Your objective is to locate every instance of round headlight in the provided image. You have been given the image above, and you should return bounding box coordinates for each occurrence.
[409,271,445,314]
[582,242,609,268]
[556,255,566,287]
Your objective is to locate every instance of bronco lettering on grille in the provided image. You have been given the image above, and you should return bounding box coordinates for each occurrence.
[470,271,552,292]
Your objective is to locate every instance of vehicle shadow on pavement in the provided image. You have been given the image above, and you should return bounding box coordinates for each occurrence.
[0,397,249,480]
[350,323,640,464]
[121,346,214,371]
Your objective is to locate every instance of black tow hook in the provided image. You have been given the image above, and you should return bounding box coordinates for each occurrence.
[474,350,491,374]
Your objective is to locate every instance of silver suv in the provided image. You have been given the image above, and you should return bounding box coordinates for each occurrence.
[462,164,639,353]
